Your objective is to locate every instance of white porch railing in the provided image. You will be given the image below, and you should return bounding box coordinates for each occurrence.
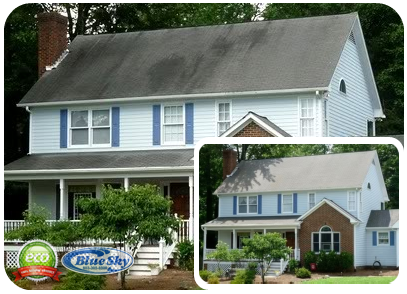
[177,219,190,242]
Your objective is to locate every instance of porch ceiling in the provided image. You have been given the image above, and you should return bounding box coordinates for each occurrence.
[202,215,301,230]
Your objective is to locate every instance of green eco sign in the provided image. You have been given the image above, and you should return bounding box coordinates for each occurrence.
[14,240,61,282]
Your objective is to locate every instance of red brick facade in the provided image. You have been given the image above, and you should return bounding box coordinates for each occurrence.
[38,12,68,77]
[223,149,237,180]
[233,122,274,137]
[299,203,354,264]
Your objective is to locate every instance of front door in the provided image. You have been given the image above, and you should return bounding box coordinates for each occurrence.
[170,183,189,218]
[286,232,296,248]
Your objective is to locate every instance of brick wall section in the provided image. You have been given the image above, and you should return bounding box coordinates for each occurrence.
[37,12,68,78]
[233,122,274,137]
[223,149,237,180]
[299,203,354,264]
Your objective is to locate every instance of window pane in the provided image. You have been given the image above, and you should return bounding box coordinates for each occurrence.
[321,243,331,251]
[249,196,257,205]
[321,233,331,242]
[92,110,109,126]
[72,129,88,145]
[321,226,331,232]
[239,205,247,213]
[93,128,110,144]
[225,103,230,112]
[313,243,319,252]
[313,233,319,242]
[334,243,340,252]
[283,195,292,204]
[239,198,247,205]
[219,103,225,112]
[71,111,88,127]
[334,233,340,242]
[249,205,257,213]
[164,125,183,143]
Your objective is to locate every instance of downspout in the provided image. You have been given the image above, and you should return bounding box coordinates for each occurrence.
[25,106,32,154]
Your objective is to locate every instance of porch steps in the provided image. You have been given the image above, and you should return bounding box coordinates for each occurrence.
[265,260,289,277]
[128,244,173,276]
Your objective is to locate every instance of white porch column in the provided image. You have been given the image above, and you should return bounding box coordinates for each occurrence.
[203,228,207,261]
[263,228,266,235]
[124,177,129,191]
[232,229,237,249]
[96,179,102,199]
[59,179,67,220]
[189,176,194,241]
[294,227,298,260]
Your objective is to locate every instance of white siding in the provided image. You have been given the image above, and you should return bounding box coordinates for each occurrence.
[328,38,374,137]
[217,231,232,248]
[31,108,60,153]
[31,180,57,219]
[365,230,397,266]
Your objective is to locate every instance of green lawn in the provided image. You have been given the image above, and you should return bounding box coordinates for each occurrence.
[302,276,397,284]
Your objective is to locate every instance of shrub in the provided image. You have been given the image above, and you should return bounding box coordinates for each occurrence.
[53,271,106,290]
[304,251,317,270]
[175,240,194,271]
[199,270,211,282]
[288,259,300,272]
[247,262,258,272]
[295,267,311,279]
[338,252,353,271]
[207,275,220,284]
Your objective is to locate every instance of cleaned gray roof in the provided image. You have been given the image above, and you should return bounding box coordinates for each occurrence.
[215,151,377,194]
[4,149,193,171]
[366,210,399,228]
[19,13,357,104]
[202,216,301,228]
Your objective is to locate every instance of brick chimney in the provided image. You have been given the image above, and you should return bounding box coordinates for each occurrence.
[37,12,68,78]
[223,149,237,180]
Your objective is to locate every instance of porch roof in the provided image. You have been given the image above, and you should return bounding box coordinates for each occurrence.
[4,149,193,176]
[202,216,301,229]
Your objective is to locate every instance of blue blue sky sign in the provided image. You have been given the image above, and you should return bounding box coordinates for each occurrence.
[61,247,134,275]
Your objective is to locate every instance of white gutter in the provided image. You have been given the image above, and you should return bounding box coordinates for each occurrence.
[25,106,32,154]
[17,87,329,107]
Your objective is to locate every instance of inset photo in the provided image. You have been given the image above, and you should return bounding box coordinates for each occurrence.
[198,144,399,285]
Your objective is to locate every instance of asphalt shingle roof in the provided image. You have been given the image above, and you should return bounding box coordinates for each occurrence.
[214,151,377,194]
[19,13,357,104]
[366,210,399,228]
[4,149,194,171]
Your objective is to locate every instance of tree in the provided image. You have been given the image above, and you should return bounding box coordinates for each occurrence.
[243,233,292,284]
[206,241,230,273]
[78,184,178,289]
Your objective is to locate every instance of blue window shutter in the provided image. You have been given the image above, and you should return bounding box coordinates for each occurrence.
[185,103,194,144]
[293,193,298,213]
[278,194,282,214]
[111,107,120,147]
[153,105,161,145]
[258,195,262,214]
[372,231,377,246]
[60,109,68,148]
[390,231,395,246]
[233,196,237,215]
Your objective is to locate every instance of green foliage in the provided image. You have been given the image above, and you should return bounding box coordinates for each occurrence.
[206,241,230,262]
[15,279,32,290]
[230,268,256,284]
[304,251,318,270]
[53,271,106,290]
[207,275,220,284]
[175,240,194,271]
[338,252,354,271]
[199,270,211,282]
[228,248,245,263]
[243,233,291,284]
[288,259,300,272]
[295,267,312,279]
[304,250,354,272]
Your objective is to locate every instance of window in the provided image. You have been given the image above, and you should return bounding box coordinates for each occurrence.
[339,79,347,94]
[238,196,258,214]
[299,98,315,137]
[348,191,356,211]
[378,232,389,245]
[163,105,184,144]
[367,120,374,137]
[282,194,293,213]
[367,183,371,189]
[308,193,316,209]
[70,109,110,147]
[312,226,340,253]
[217,102,231,136]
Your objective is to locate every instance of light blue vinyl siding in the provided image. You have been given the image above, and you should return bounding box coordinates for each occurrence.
[365,230,397,266]
[31,180,57,219]
[31,107,60,153]
[328,38,374,137]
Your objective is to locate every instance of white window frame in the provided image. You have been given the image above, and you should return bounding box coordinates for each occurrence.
[215,100,232,136]
[161,104,185,145]
[282,193,293,213]
[308,192,316,210]
[347,191,356,211]
[68,108,112,148]
[324,99,329,136]
[311,226,341,253]
[378,231,390,246]
[237,195,258,215]
[298,98,315,137]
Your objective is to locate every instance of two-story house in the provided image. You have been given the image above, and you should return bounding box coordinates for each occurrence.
[202,150,399,273]
[4,11,385,274]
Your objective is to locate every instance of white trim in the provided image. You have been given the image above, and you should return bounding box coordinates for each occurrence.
[297,198,360,224]
[347,190,356,211]
[308,192,316,210]
[202,224,301,230]
[216,187,363,196]
[377,231,390,246]
[161,103,185,146]
[220,112,287,137]
[282,193,293,214]
[17,87,329,107]
[237,195,258,215]
[215,100,232,137]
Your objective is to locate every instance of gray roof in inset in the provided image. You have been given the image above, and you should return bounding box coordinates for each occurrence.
[4,149,194,171]
[215,151,377,194]
[19,13,357,104]
[366,210,399,228]
[202,215,301,228]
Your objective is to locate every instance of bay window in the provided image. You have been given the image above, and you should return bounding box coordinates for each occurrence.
[163,105,184,144]
[70,109,110,147]
[299,98,315,137]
